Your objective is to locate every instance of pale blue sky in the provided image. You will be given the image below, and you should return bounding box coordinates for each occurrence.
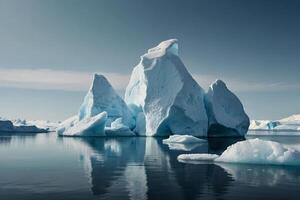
[0,0,299,121]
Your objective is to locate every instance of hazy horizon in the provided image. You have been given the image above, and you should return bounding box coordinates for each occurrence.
[0,0,300,121]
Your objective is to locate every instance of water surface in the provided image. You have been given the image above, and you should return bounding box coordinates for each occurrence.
[0,132,300,200]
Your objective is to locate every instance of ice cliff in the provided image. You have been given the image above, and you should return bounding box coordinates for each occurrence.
[125,39,208,136]
[205,80,250,137]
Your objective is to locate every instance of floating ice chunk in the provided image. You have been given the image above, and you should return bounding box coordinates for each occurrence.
[125,39,208,136]
[165,143,204,151]
[163,135,206,144]
[177,138,300,166]
[205,80,249,137]
[178,153,219,161]
[58,112,107,137]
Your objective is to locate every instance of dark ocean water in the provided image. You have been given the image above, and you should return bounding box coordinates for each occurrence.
[0,132,300,200]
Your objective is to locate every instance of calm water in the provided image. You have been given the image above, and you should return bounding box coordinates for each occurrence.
[1,132,300,200]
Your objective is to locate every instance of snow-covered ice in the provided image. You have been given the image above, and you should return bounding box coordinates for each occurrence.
[57,112,107,137]
[125,39,208,136]
[163,135,206,144]
[205,80,250,137]
[178,138,300,166]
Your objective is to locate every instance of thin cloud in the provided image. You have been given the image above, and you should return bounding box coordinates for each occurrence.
[192,74,300,92]
[0,68,299,93]
[0,68,129,91]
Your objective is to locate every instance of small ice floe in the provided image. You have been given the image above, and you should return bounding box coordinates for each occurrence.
[178,138,300,166]
[163,135,206,151]
[163,135,206,144]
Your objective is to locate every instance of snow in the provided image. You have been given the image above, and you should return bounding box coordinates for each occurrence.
[163,135,206,144]
[249,114,300,133]
[177,138,300,166]
[0,119,48,133]
[205,80,250,137]
[79,74,134,129]
[57,112,107,137]
[125,39,208,136]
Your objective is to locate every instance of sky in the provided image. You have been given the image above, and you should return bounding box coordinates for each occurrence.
[0,0,299,121]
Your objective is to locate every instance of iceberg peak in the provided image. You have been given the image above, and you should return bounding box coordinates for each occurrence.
[142,39,179,62]
[89,73,113,96]
[125,39,208,136]
[78,73,134,128]
[211,79,226,89]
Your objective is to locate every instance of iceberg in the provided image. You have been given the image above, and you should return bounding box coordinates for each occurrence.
[58,74,135,137]
[79,74,134,129]
[163,135,206,144]
[125,39,208,136]
[57,112,107,137]
[205,80,250,137]
[178,138,300,166]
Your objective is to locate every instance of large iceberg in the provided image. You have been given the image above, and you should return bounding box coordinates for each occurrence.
[57,39,250,138]
[178,138,300,166]
[125,39,208,136]
[205,80,250,137]
[58,74,135,136]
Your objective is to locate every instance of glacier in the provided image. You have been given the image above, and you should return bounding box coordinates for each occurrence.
[178,138,300,166]
[205,80,250,137]
[125,39,208,136]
